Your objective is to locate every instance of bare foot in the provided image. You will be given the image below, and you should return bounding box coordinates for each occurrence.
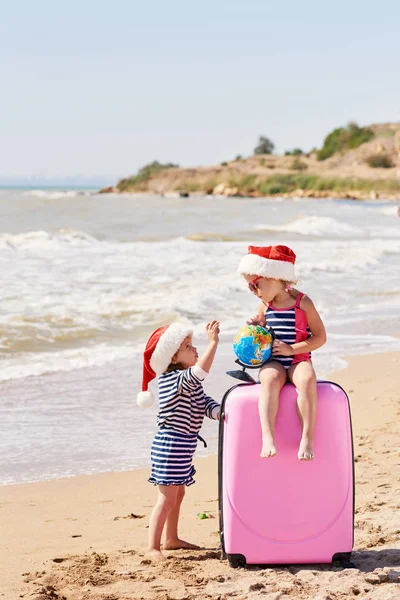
[298,438,314,461]
[260,436,277,458]
[145,548,168,562]
[163,538,200,550]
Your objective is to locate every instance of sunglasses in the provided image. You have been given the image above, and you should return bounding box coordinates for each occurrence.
[248,276,263,293]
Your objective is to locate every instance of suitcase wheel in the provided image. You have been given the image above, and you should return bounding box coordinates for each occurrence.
[332,552,357,569]
[227,554,247,568]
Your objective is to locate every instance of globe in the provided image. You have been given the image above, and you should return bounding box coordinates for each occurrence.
[233,324,273,368]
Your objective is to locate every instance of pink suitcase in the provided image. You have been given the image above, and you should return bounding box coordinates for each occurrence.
[218,381,354,567]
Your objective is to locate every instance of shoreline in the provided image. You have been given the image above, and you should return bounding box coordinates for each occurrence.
[2,335,370,488]
[2,351,400,599]
[1,338,397,489]
[99,188,400,201]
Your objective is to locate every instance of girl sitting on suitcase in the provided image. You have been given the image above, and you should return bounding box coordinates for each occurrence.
[137,320,221,562]
[237,245,326,461]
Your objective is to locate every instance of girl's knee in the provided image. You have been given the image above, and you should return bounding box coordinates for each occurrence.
[296,370,317,390]
[158,488,178,510]
[161,496,176,510]
[260,367,285,388]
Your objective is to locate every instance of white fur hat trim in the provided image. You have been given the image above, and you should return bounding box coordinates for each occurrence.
[237,253,296,281]
[150,323,193,375]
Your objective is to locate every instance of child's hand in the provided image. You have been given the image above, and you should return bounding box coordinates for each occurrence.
[197,322,220,372]
[272,339,294,357]
[206,320,220,343]
[246,315,266,327]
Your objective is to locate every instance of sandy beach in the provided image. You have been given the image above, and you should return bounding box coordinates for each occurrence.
[2,351,399,600]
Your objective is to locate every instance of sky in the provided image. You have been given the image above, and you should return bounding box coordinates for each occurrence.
[1,0,399,184]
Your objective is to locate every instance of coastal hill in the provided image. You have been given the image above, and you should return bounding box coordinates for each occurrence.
[104,122,400,199]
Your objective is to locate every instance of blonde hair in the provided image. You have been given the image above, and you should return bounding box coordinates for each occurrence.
[281,280,300,300]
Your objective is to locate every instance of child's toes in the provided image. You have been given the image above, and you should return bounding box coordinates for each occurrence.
[298,439,314,461]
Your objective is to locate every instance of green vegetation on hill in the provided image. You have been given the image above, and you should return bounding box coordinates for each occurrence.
[117,161,179,191]
[290,157,308,171]
[111,121,399,198]
[254,136,275,155]
[176,174,400,196]
[285,148,304,156]
[317,122,375,161]
[366,153,394,168]
[254,174,400,195]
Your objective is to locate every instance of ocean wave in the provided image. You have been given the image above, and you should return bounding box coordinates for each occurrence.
[0,229,100,251]
[25,190,92,200]
[1,229,400,381]
[255,216,362,237]
[377,204,399,216]
[0,343,139,381]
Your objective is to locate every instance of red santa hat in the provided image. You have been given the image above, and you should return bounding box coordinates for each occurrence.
[237,245,296,282]
[137,322,193,408]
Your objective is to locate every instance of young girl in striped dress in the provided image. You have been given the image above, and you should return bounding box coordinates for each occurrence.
[237,245,326,462]
[137,320,221,562]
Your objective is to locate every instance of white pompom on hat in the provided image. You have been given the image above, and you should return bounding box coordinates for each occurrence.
[137,323,193,408]
[237,245,297,282]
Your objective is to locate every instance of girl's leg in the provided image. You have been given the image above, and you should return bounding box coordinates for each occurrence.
[288,361,317,461]
[164,485,199,550]
[258,361,287,457]
[147,484,179,561]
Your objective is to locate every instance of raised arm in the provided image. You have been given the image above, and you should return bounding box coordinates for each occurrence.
[196,320,220,373]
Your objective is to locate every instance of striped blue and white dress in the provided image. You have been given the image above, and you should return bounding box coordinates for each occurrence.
[149,364,220,487]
